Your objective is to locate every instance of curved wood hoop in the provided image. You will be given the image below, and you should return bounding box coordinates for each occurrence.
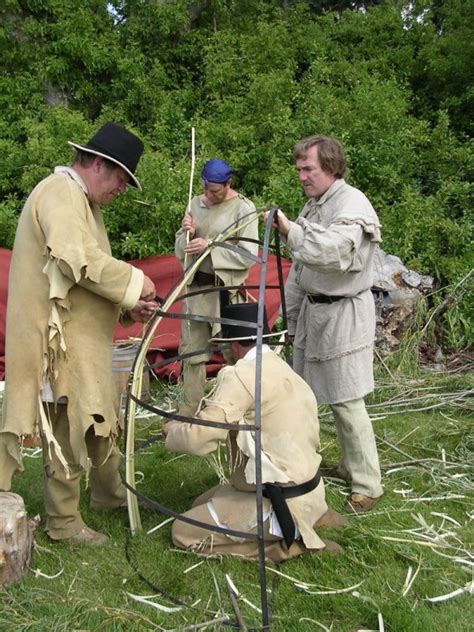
[123,207,283,629]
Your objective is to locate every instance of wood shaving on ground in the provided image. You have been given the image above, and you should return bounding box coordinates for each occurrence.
[147,516,174,534]
[266,566,365,594]
[163,453,187,465]
[425,580,474,603]
[299,618,333,631]
[296,581,366,596]
[222,574,261,613]
[33,566,64,580]
[134,470,145,483]
[184,560,205,574]
[126,592,183,613]
[401,560,421,597]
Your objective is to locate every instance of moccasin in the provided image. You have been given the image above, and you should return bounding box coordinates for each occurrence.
[67,526,109,546]
[320,466,350,482]
[345,493,382,514]
[317,539,343,554]
[314,508,348,529]
[288,538,343,557]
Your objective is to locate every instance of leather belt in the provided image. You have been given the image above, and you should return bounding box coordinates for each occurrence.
[306,293,346,304]
[263,469,321,549]
[192,271,223,286]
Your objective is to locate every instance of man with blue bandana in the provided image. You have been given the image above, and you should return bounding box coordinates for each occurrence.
[175,159,259,416]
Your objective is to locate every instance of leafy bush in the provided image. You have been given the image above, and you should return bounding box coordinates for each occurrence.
[0,0,472,350]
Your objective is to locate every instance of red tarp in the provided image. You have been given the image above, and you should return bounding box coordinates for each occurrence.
[0,248,290,381]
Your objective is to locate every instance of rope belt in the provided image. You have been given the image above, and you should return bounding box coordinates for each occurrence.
[263,468,321,549]
[192,271,224,287]
[306,293,346,304]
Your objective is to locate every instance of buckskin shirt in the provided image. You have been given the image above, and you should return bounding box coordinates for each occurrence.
[175,194,259,338]
[0,167,143,486]
[165,349,328,558]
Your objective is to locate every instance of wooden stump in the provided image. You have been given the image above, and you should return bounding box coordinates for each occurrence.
[0,492,38,588]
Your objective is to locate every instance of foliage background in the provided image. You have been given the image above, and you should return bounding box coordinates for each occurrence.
[0,0,472,349]
[0,4,472,629]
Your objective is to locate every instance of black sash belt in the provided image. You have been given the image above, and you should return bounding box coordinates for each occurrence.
[263,469,321,549]
[192,271,224,287]
[306,293,346,304]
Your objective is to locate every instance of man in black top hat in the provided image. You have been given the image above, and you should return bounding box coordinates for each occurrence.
[163,303,346,562]
[0,122,157,545]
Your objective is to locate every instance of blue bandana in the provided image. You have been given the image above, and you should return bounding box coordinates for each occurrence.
[201,159,232,185]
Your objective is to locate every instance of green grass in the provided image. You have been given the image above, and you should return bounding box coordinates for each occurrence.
[0,367,472,631]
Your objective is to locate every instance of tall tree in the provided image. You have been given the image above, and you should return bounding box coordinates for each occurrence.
[0,0,471,350]
[410,0,474,135]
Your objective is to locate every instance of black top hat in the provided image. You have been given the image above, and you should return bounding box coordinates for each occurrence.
[68,122,144,190]
[214,303,274,342]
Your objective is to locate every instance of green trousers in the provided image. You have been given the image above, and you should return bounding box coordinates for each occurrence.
[42,403,126,539]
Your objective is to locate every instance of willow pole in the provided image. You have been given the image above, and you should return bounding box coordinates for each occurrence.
[184,126,196,263]
[183,127,196,357]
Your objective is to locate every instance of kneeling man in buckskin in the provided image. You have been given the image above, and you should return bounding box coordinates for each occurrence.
[163,303,346,562]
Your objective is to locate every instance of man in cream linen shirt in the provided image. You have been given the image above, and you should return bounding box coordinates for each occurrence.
[266,134,383,513]
[0,122,156,545]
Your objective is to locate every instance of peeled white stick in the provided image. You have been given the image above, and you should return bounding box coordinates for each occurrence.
[126,592,182,613]
[425,580,473,603]
[184,126,196,258]
[184,126,196,344]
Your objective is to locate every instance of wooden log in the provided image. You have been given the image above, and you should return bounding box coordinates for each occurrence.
[0,492,38,588]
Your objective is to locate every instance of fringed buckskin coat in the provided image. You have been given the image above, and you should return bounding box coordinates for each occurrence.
[0,167,143,487]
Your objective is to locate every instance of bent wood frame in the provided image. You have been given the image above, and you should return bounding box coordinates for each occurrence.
[122,208,288,629]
